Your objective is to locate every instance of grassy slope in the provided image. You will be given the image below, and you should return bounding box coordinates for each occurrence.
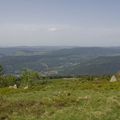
[0,79,120,120]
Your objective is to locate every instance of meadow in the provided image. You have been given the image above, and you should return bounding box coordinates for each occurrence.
[0,78,120,120]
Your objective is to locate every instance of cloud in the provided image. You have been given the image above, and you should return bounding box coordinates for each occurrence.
[47,26,66,32]
[48,27,58,32]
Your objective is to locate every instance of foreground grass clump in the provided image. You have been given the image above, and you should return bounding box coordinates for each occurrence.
[0,78,120,120]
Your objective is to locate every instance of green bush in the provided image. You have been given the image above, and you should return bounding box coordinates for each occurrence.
[20,69,43,87]
[0,65,3,76]
[0,75,17,87]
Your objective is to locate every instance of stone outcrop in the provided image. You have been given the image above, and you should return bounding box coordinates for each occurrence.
[110,72,120,82]
[110,75,117,82]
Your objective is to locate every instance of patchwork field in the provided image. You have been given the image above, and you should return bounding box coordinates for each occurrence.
[0,79,120,120]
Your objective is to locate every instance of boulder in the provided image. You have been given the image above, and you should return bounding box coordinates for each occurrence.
[24,86,28,89]
[110,75,117,82]
[9,84,17,89]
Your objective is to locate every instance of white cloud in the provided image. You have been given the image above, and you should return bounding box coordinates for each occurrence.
[48,27,58,32]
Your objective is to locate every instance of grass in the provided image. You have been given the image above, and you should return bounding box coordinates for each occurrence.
[0,78,120,120]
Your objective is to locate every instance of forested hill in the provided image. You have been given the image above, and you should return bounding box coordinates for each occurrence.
[60,56,120,75]
[1,46,120,75]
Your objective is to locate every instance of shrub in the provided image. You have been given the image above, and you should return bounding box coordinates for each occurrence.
[20,69,43,87]
[0,75,17,87]
[0,65,3,76]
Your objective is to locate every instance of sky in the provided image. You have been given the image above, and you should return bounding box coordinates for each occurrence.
[0,0,120,47]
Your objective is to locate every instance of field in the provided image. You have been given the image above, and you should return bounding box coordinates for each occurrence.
[0,78,120,120]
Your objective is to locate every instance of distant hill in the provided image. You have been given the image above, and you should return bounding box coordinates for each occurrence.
[52,47,120,57]
[0,46,66,56]
[1,46,120,75]
[60,56,120,75]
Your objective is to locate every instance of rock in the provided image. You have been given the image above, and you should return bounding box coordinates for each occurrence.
[110,75,117,82]
[9,84,17,89]
[13,84,17,89]
[24,86,28,89]
[8,86,13,88]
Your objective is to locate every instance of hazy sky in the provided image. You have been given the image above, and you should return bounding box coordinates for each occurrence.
[0,0,120,46]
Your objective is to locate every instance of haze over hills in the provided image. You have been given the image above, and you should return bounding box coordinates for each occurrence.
[0,46,120,75]
[0,0,120,76]
[0,46,70,57]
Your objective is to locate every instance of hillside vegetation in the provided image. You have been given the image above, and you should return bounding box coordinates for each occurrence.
[61,56,120,75]
[1,47,120,75]
[0,77,120,120]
